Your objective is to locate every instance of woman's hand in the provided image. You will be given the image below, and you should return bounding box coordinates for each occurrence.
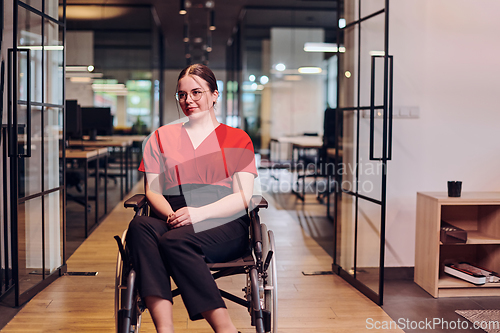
[167,207,205,228]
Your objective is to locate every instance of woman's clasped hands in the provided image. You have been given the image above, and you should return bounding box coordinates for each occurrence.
[167,207,205,228]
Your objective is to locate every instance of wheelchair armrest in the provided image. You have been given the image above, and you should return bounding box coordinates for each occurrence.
[250,195,268,211]
[248,196,267,264]
[124,194,147,209]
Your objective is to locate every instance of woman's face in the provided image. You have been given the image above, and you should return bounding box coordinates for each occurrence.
[177,75,218,118]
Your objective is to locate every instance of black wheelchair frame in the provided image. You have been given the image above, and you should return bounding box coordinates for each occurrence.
[114,194,278,333]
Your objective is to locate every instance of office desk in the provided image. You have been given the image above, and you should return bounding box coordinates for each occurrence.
[69,139,132,199]
[95,134,147,143]
[274,135,323,147]
[270,136,323,201]
[65,147,109,238]
[290,137,324,201]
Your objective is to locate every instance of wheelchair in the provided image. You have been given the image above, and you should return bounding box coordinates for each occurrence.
[114,193,278,333]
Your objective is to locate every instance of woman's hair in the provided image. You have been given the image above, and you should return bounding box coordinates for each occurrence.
[177,64,218,93]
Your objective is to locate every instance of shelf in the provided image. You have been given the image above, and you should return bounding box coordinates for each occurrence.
[415,192,500,298]
[419,192,500,204]
[440,231,500,245]
[439,275,500,289]
[467,231,500,244]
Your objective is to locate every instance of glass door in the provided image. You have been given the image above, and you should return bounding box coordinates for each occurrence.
[1,0,66,306]
[332,0,393,305]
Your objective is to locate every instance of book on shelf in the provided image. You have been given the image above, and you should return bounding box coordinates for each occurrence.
[444,262,500,285]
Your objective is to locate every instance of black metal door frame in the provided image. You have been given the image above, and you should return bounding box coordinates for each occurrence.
[1,0,67,306]
[331,0,393,305]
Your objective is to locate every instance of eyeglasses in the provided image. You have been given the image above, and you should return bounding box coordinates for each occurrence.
[175,89,208,102]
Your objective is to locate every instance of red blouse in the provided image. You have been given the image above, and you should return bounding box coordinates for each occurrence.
[139,123,257,192]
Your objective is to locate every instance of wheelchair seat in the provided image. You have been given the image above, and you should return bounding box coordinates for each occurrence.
[115,193,277,333]
[207,251,254,270]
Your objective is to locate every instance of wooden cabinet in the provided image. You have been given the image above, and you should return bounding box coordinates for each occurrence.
[415,192,500,298]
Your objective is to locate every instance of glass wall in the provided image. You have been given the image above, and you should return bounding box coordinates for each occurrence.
[333,0,392,305]
[65,4,163,133]
[126,80,152,132]
[227,6,340,154]
[0,0,66,305]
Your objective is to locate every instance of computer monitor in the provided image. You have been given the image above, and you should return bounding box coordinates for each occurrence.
[81,107,113,140]
[66,100,82,140]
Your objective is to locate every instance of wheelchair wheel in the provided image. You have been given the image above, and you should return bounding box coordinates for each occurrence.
[261,223,278,333]
[115,230,143,333]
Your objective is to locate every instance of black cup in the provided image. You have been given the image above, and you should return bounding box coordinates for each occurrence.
[448,181,462,197]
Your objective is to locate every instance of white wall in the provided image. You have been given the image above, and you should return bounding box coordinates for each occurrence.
[66,31,94,66]
[386,0,500,267]
[65,31,95,107]
[270,28,325,137]
[66,78,94,106]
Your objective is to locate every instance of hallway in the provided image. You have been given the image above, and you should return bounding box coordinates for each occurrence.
[1,180,402,332]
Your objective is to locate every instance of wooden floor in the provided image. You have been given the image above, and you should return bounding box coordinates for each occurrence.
[1,181,402,333]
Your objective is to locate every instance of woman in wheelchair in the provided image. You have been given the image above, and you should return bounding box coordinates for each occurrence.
[127,64,257,333]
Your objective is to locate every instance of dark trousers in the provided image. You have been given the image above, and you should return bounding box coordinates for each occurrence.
[126,212,249,320]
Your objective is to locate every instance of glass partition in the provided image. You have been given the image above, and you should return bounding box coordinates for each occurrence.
[17,197,43,295]
[333,0,392,305]
[0,0,66,306]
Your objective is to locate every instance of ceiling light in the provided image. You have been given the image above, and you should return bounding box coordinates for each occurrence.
[87,65,94,72]
[22,45,64,51]
[92,83,128,95]
[369,51,385,56]
[65,72,103,78]
[67,66,90,72]
[183,23,189,42]
[209,10,216,31]
[275,63,286,71]
[345,71,352,78]
[249,75,255,82]
[194,37,203,44]
[64,6,129,20]
[92,83,126,90]
[45,46,64,51]
[206,34,212,52]
[205,1,214,8]
[339,18,346,29]
[304,42,343,53]
[298,67,322,74]
[70,77,92,83]
[179,0,187,15]
[259,76,269,84]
